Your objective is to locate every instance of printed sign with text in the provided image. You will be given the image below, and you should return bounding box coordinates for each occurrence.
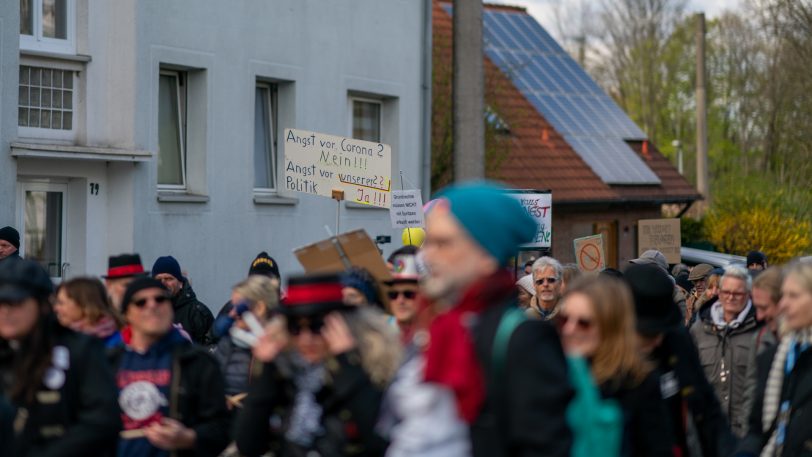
[510,191,552,249]
[390,190,424,229]
[284,128,392,208]
[638,218,681,264]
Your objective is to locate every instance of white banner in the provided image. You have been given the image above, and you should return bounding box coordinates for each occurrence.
[389,190,425,229]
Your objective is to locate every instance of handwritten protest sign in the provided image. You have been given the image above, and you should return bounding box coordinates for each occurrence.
[389,190,424,229]
[284,128,392,208]
[509,190,552,249]
[638,218,681,264]
[573,235,605,272]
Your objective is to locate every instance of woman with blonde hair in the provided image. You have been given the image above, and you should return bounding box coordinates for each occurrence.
[558,275,674,457]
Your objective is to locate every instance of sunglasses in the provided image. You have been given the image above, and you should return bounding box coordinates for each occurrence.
[132,295,170,308]
[555,313,594,331]
[535,277,558,285]
[286,316,325,335]
[387,290,417,300]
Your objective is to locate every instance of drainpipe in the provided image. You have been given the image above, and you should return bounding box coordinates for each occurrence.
[420,0,433,199]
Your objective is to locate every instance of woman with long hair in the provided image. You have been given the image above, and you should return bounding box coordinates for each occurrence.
[558,275,675,457]
[0,260,120,456]
[235,272,401,457]
[54,277,123,348]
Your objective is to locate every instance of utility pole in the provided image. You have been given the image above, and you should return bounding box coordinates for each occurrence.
[695,13,709,214]
[452,0,485,181]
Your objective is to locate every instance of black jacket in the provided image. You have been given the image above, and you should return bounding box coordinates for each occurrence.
[652,326,736,457]
[173,279,214,345]
[111,338,231,457]
[0,395,13,457]
[235,350,387,457]
[470,303,574,457]
[739,345,812,457]
[0,321,121,457]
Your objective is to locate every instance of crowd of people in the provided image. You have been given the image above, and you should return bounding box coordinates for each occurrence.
[0,180,810,457]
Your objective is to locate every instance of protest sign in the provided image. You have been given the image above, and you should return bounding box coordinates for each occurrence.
[284,128,392,208]
[638,218,681,264]
[389,190,424,229]
[509,190,552,249]
[573,234,606,272]
[294,229,393,283]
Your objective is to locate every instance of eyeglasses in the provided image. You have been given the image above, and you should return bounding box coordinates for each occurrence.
[132,295,170,308]
[555,313,594,331]
[286,316,325,335]
[719,290,747,299]
[535,277,558,285]
[387,290,417,300]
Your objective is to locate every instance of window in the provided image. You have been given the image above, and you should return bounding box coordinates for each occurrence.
[351,98,382,142]
[18,65,74,130]
[158,71,187,188]
[254,83,278,191]
[20,0,74,54]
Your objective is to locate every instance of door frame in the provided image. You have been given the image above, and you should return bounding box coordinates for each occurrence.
[16,180,69,281]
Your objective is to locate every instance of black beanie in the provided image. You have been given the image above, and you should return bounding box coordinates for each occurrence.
[248,252,280,279]
[0,227,20,250]
[121,277,168,313]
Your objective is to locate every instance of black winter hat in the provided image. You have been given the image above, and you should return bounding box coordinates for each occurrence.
[248,252,280,279]
[0,226,20,250]
[624,263,681,335]
[121,277,168,313]
[283,272,349,317]
[0,259,53,302]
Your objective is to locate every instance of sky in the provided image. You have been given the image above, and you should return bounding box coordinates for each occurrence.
[487,0,744,42]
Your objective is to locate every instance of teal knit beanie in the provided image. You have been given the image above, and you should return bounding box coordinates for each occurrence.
[436,180,537,265]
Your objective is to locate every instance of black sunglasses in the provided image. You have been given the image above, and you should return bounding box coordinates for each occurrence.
[132,295,170,308]
[387,290,417,300]
[286,316,325,335]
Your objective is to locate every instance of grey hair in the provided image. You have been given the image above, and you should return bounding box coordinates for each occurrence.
[722,264,752,291]
[532,256,563,280]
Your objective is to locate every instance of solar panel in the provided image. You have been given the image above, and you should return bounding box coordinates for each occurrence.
[443,4,659,185]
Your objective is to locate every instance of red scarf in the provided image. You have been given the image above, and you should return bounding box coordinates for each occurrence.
[423,269,516,423]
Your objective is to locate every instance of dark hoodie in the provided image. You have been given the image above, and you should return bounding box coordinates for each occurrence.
[172,279,214,346]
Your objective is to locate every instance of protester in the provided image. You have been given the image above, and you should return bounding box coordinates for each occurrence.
[214,251,282,326]
[419,181,572,456]
[690,264,758,437]
[386,245,418,271]
[738,260,812,456]
[746,251,767,275]
[524,257,536,275]
[626,263,735,457]
[0,226,21,263]
[103,253,148,311]
[55,277,123,348]
[113,277,230,457]
[152,255,214,345]
[515,274,535,309]
[342,266,384,308]
[0,259,121,456]
[672,263,691,278]
[630,249,687,319]
[561,263,581,294]
[741,266,784,436]
[235,272,400,456]
[384,252,421,333]
[559,274,675,457]
[686,263,714,324]
[527,256,564,320]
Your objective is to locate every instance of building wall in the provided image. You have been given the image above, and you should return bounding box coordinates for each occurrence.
[0,4,20,226]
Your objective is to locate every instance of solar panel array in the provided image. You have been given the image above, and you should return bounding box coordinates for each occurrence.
[442,4,660,185]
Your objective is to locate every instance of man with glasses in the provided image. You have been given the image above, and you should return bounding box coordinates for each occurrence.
[113,277,229,457]
[690,264,758,437]
[527,256,564,320]
[384,252,420,333]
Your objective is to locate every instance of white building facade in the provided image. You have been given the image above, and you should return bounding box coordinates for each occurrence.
[1,0,432,309]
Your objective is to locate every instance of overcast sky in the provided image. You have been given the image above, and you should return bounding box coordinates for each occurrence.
[487,0,743,41]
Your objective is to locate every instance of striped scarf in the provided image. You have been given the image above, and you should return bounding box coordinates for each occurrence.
[761,328,812,457]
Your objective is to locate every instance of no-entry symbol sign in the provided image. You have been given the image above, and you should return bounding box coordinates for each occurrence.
[573,235,606,272]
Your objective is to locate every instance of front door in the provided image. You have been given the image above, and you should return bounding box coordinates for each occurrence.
[18,182,68,281]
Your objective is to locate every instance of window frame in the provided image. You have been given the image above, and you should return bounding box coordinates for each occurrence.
[19,0,77,55]
[157,70,188,191]
[253,82,279,194]
[17,64,77,140]
[349,96,383,143]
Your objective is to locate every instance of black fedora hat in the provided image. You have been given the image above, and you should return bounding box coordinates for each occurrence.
[282,272,349,317]
[624,263,681,335]
[104,253,146,279]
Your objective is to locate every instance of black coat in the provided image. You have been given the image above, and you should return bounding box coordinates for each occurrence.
[470,303,574,457]
[235,350,387,457]
[110,339,231,457]
[172,279,214,345]
[0,395,13,457]
[651,327,736,457]
[0,321,121,457]
[739,345,812,457]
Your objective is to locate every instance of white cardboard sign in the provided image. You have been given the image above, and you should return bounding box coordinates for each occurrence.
[389,190,425,229]
[283,128,392,208]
